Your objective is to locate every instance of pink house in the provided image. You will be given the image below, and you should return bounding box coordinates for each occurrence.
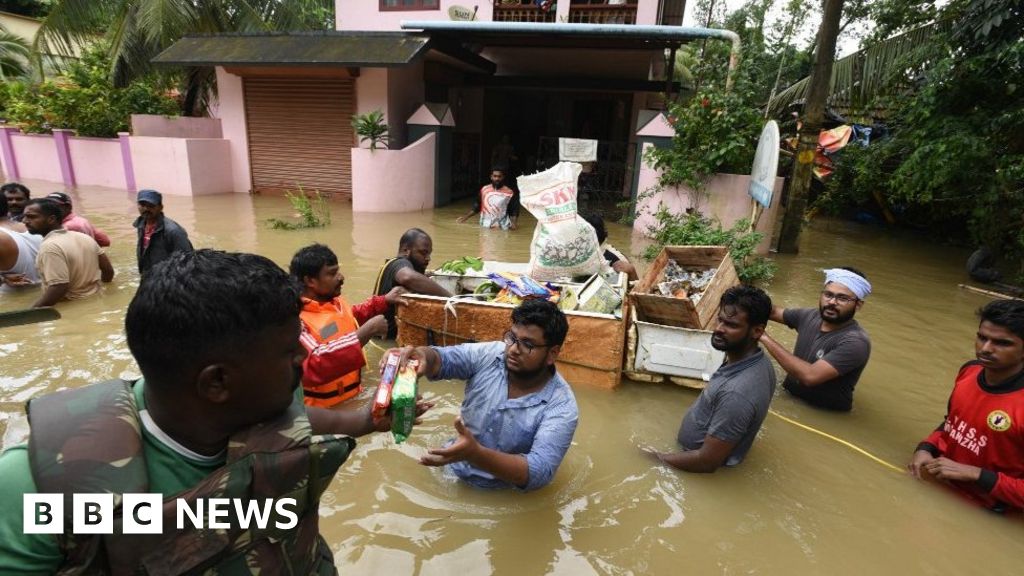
[153,0,743,212]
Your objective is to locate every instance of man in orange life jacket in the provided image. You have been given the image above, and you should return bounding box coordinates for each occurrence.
[908,300,1024,513]
[290,243,408,408]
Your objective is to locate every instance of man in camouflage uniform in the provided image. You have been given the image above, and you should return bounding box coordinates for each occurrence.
[0,249,405,574]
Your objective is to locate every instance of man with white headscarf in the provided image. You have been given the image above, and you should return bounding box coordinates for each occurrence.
[759,267,872,411]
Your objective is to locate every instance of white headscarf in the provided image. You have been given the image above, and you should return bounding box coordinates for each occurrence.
[823,268,871,300]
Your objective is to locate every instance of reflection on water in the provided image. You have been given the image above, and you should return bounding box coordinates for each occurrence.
[2,182,1022,574]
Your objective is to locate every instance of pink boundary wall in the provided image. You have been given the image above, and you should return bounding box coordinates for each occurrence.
[8,133,60,182]
[131,114,222,139]
[69,137,126,189]
[633,142,785,255]
[212,68,251,195]
[130,137,233,196]
[352,133,435,212]
[0,125,235,196]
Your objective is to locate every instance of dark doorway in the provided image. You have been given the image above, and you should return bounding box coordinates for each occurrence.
[482,88,634,199]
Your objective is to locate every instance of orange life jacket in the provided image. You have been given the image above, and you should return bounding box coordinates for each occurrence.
[300,297,363,407]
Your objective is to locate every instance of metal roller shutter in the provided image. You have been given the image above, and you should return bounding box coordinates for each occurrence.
[244,77,355,197]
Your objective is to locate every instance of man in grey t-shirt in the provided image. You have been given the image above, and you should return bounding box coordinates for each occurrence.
[645,285,777,472]
[760,267,872,411]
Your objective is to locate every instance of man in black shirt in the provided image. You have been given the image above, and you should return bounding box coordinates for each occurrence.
[373,228,451,339]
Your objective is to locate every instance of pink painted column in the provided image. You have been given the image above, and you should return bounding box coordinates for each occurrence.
[52,128,77,188]
[118,132,137,192]
[0,125,19,181]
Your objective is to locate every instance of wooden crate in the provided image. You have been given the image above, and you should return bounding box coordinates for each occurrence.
[397,295,628,389]
[629,246,739,329]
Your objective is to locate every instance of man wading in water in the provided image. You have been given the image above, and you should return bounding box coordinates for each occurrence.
[760,267,872,411]
[457,166,520,230]
[387,300,578,491]
[374,228,451,339]
[909,300,1024,513]
[645,286,777,472]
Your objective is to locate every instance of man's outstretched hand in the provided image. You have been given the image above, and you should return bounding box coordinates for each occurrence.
[420,417,479,466]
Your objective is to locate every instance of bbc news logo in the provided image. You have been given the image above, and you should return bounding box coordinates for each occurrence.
[24,494,299,534]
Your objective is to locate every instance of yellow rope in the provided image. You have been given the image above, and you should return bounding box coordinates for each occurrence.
[366,339,391,354]
[768,409,904,474]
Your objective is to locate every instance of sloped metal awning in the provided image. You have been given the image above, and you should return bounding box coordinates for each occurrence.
[400,21,741,90]
[400,21,740,51]
[153,31,494,73]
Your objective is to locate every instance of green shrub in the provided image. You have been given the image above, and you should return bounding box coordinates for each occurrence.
[2,43,177,137]
[642,206,776,285]
[647,91,762,193]
[267,186,332,230]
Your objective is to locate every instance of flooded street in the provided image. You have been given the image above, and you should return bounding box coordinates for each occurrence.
[2,182,1021,574]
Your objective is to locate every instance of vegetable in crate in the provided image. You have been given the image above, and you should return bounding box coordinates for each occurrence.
[438,256,484,275]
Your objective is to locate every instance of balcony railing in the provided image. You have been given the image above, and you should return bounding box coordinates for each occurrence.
[493,4,557,23]
[568,3,638,24]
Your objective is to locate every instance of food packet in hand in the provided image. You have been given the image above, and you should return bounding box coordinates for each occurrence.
[373,351,401,422]
[391,358,420,444]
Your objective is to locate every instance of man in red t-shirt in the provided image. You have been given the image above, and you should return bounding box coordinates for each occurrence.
[45,192,110,247]
[908,300,1024,512]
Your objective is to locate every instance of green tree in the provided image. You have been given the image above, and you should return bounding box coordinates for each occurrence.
[777,0,845,253]
[797,0,1024,277]
[35,0,335,115]
[648,90,762,193]
[3,42,178,136]
[0,23,31,80]
[0,0,52,18]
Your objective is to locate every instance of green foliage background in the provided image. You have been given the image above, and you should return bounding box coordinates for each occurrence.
[643,209,777,285]
[0,43,177,137]
[820,0,1024,279]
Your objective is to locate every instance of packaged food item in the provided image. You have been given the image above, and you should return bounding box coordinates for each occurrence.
[518,162,603,281]
[373,351,402,422]
[576,274,622,315]
[391,358,420,444]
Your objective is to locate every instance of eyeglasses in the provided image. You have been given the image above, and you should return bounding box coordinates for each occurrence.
[821,290,859,304]
[502,330,551,355]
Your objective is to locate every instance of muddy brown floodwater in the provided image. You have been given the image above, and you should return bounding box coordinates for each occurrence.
[1,182,1021,574]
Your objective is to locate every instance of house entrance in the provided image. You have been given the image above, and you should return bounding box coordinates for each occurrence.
[481,88,634,203]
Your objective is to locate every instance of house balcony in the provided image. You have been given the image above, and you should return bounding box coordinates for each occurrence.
[338,0,684,30]
[568,1,639,25]
[492,3,557,23]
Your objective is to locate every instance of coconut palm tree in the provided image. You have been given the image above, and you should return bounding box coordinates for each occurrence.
[765,20,945,118]
[34,0,334,115]
[0,23,32,81]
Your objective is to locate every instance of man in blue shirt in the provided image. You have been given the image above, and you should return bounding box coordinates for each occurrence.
[391,299,578,491]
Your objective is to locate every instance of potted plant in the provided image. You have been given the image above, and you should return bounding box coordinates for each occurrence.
[352,110,389,151]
